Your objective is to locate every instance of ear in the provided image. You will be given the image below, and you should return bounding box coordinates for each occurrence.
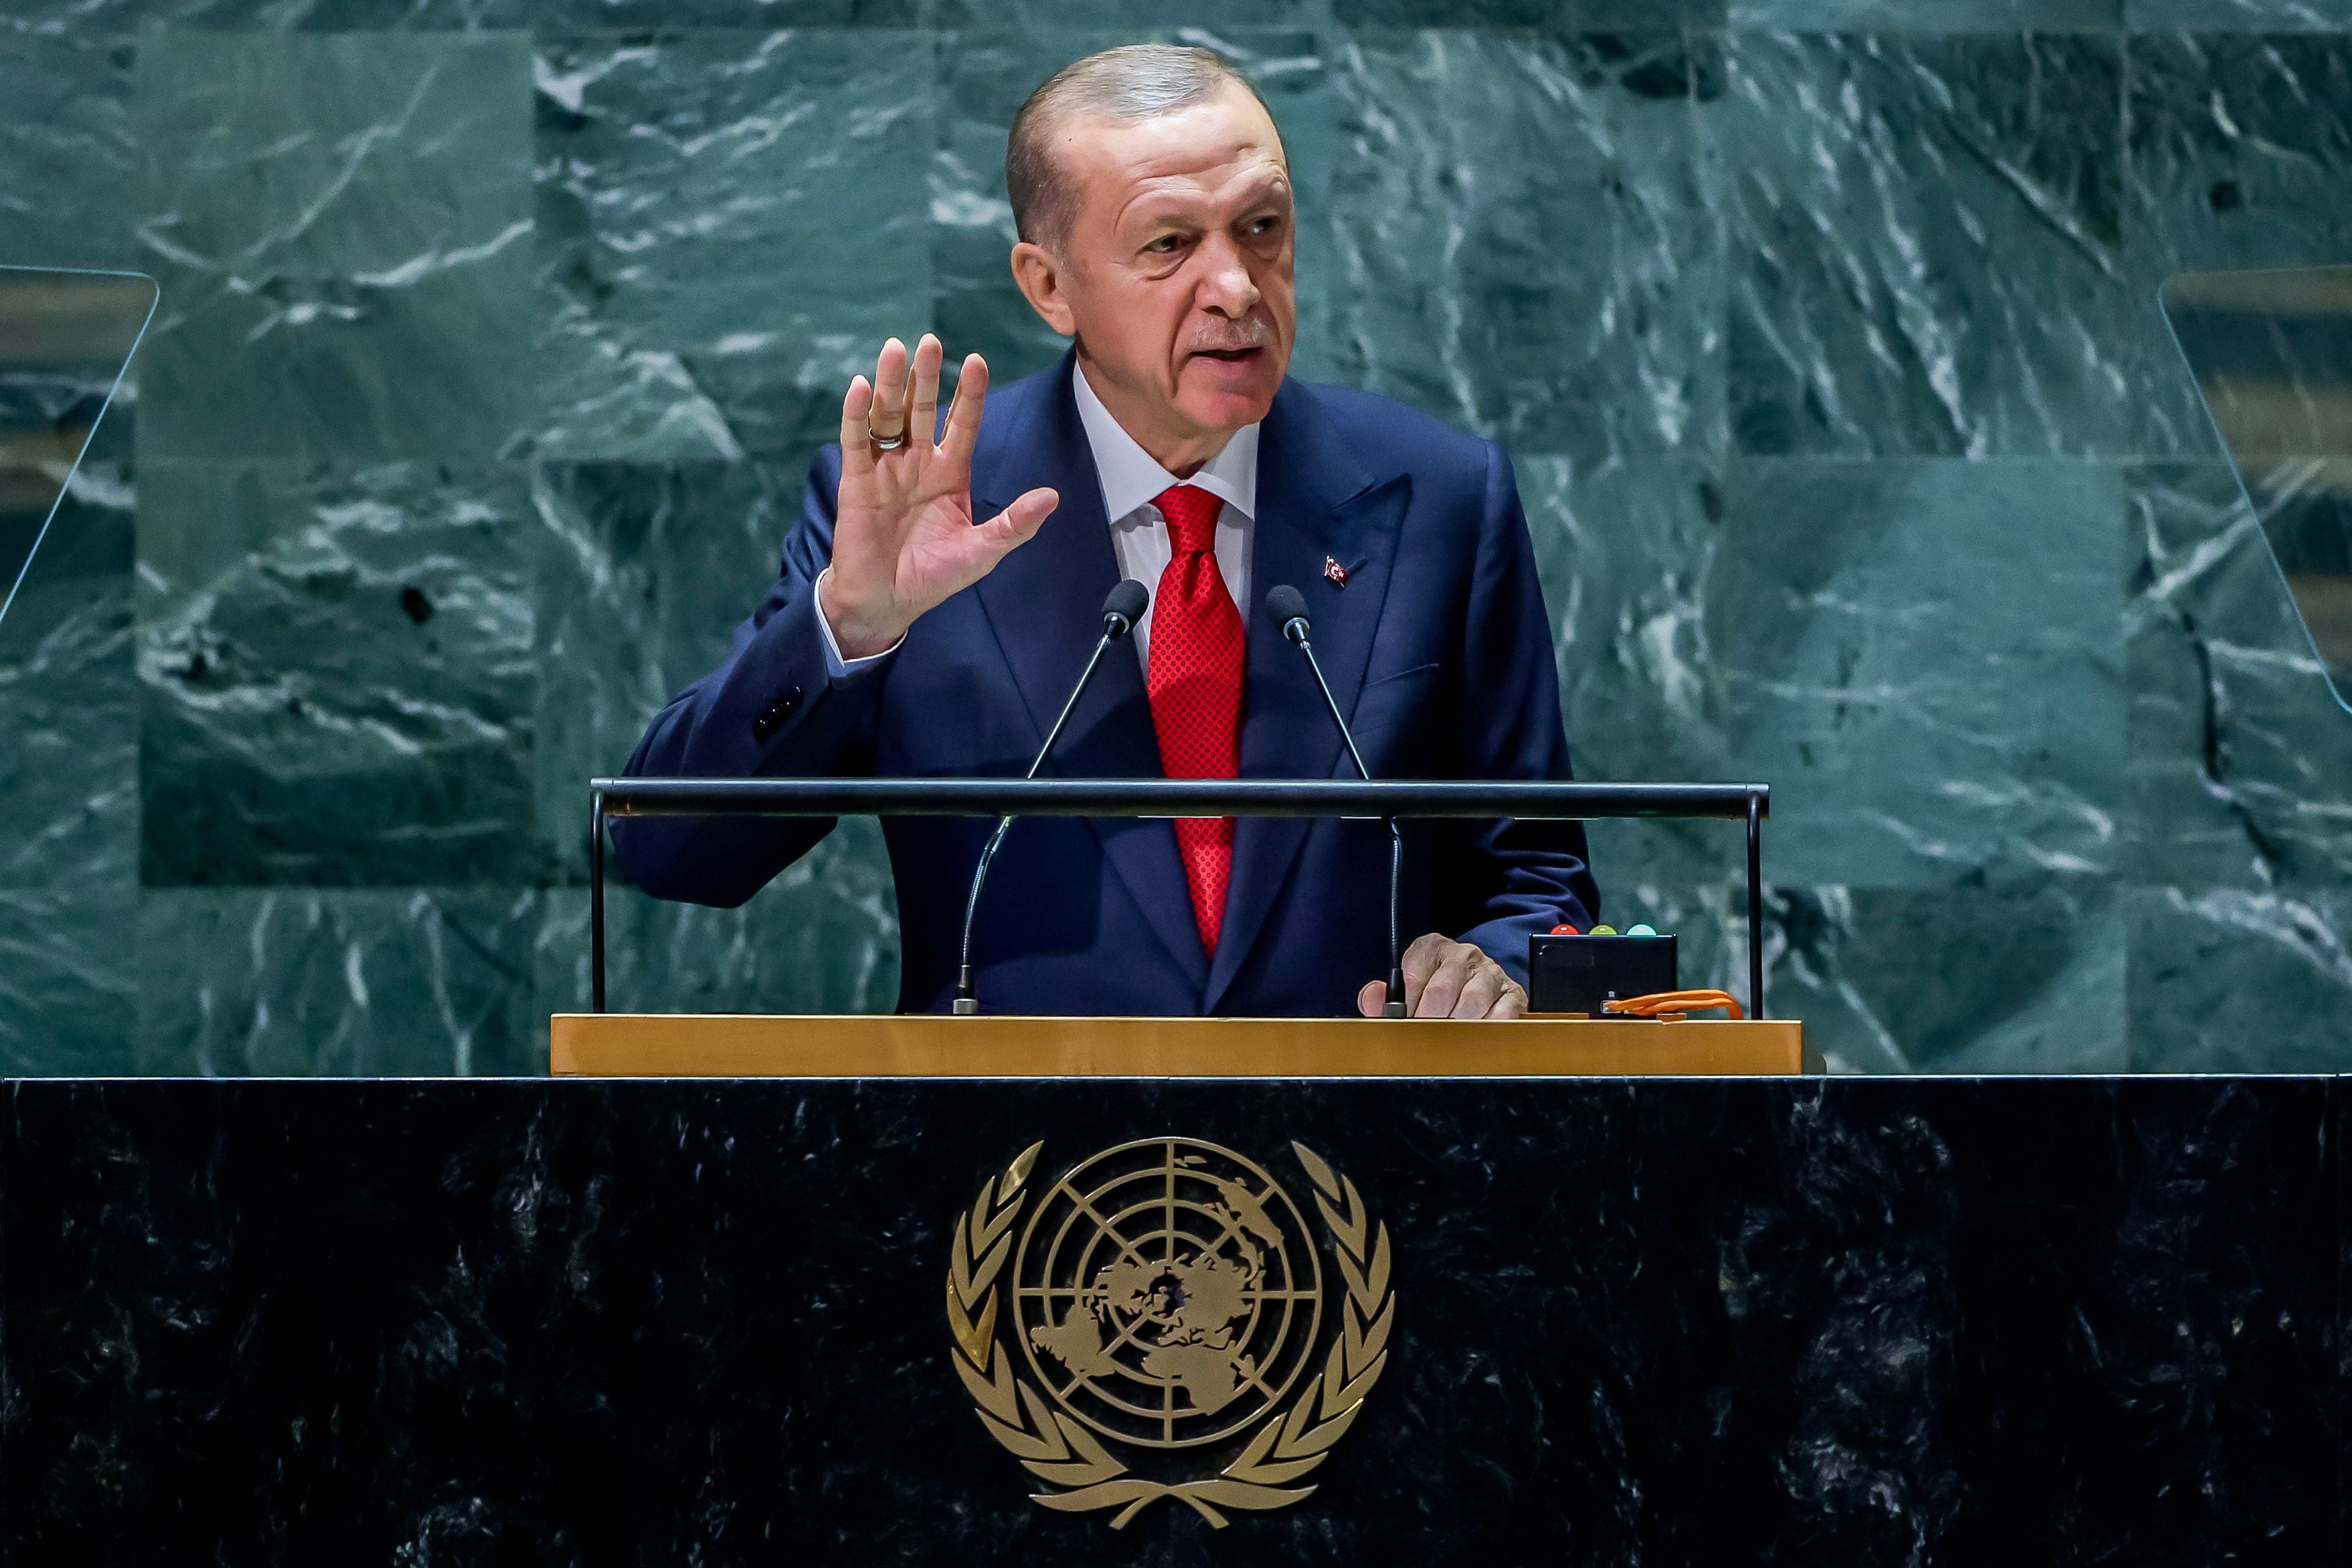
[1009,241,1077,339]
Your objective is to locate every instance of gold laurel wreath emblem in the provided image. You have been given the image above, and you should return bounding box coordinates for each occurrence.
[945,1140,1395,1530]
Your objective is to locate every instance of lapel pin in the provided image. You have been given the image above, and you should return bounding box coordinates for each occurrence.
[1323,555,1349,588]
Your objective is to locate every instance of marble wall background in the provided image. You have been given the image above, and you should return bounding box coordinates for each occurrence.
[5,0,2352,1076]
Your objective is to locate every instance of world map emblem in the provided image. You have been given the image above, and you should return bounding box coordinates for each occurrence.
[945,1137,1396,1529]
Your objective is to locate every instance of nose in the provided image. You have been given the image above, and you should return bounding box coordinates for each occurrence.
[1191,231,1261,318]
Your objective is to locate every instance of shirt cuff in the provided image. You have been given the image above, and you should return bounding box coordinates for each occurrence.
[814,565,904,679]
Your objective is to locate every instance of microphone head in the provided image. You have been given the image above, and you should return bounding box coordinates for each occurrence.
[1100,578,1150,638]
[1264,584,1311,642]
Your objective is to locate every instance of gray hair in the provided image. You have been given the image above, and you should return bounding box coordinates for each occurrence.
[1006,45,1278,254]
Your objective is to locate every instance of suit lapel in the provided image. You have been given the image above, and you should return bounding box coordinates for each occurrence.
[1205,381,1410,1011]
[971,353,1207,990]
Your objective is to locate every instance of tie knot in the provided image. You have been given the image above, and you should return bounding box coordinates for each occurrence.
[1155,484,1222,555]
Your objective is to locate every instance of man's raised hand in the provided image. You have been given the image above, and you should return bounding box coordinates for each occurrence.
[821,333,1060,659]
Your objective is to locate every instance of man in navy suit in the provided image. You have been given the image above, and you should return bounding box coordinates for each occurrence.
[618,44,1598,1018]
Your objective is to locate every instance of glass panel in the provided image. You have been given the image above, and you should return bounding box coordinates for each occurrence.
[2161,265,2352,714]
[0,265,155,631]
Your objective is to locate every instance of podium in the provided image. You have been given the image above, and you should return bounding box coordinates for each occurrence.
[5,1071,2333,1559]
[504,774,1857,1545]
[550,1013,1812,1077]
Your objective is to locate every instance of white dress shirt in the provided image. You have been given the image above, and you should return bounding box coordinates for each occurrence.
[1071,359,1258,668]
[817,360,1261,676]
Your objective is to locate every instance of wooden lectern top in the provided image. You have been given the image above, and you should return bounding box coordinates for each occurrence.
[550,1013,1810,1078]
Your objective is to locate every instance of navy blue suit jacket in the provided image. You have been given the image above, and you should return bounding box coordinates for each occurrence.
[615,352,1599,1015]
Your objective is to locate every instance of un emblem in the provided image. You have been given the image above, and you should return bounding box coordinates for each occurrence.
[946,1138,1395,1529]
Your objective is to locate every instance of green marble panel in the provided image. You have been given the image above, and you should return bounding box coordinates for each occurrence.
[1334,1,1727,22]
[528,461,904,1011]
[137,460,541,887]
[1518,451,2134,1068]
[7,1,522,27]
[2,0,143,27]
[2126,885,2352,1072]
[532,30,932,463]
[1718,33,2130,458]
[0,470,137,891]
[2127,1,2345,29]
[131,30,531,463]
[930,0,1318,23]
[531,459,809,880]
[1714,458,2126,889]
[135,887,541,1074]
[930,27,1331,394]
[1768,881,2126,1074]
[535,826,899,1019]
[2124,33,2352,456]
[1729,0,2121,24]
[0,37,137,271]
[540,0,914,21]
[0,886,138,1076]
[1518,452,1734,897]
[0,454,137,1085]
[2126,460,2352,892]
[1322,29,1719,464]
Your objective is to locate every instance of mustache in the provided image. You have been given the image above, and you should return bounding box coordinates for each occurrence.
[1184,319,1273,354]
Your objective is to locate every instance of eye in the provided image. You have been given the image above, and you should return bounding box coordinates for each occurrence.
[1144,233,1184,256]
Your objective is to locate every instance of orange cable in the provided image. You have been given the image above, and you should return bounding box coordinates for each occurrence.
[1600,988,1746,1021]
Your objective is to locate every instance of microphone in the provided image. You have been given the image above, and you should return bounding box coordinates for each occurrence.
[1264,585,1408,1019]
[954,579,1150,1014]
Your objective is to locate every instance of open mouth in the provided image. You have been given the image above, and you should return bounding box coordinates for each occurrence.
[1193,346,1264,363]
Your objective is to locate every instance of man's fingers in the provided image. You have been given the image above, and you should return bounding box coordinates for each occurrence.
[1413,966,1467,1018]
[870,337,908,438]
[971,487,1059,556]
[1414,952,1480,1019]
[1448,962,1505,1021]
[942,353,989,461]
[1400,932,1451,970]
[1398,932,1448,1015]
[908,333,943,451]
[1368,963,1517,1020]
[839,375,876,476]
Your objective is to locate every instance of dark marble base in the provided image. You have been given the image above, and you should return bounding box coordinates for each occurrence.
[0,1077,2341,1565]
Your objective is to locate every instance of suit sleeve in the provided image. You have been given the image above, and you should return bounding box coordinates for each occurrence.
[1438,442,1602,980]
[610,444,890,908]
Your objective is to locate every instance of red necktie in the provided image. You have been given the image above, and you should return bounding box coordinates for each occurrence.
[1145,484,1244,956]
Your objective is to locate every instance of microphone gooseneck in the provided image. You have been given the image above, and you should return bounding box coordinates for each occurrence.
[955,579,1150,1015]
[1264,584,1408,1019]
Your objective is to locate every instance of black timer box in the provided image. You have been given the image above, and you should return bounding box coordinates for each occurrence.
[1527,933,1679,1015]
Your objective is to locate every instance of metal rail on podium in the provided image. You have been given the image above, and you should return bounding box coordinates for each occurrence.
[566,778,1798,1077]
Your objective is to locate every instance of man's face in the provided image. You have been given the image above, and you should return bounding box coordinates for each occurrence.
[1028,87,1295,446]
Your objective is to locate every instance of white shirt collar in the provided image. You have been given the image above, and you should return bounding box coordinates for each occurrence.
[1071,358,1259,525]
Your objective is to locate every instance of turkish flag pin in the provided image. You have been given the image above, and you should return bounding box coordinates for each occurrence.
[1323,555,1349,588]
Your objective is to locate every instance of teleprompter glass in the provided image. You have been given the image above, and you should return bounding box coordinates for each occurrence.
[2163,265,2352,715]
[0,265,155,633]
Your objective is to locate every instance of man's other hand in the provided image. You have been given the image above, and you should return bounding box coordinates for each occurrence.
[1357,933,1527,1020]
[823,334,1060,659]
